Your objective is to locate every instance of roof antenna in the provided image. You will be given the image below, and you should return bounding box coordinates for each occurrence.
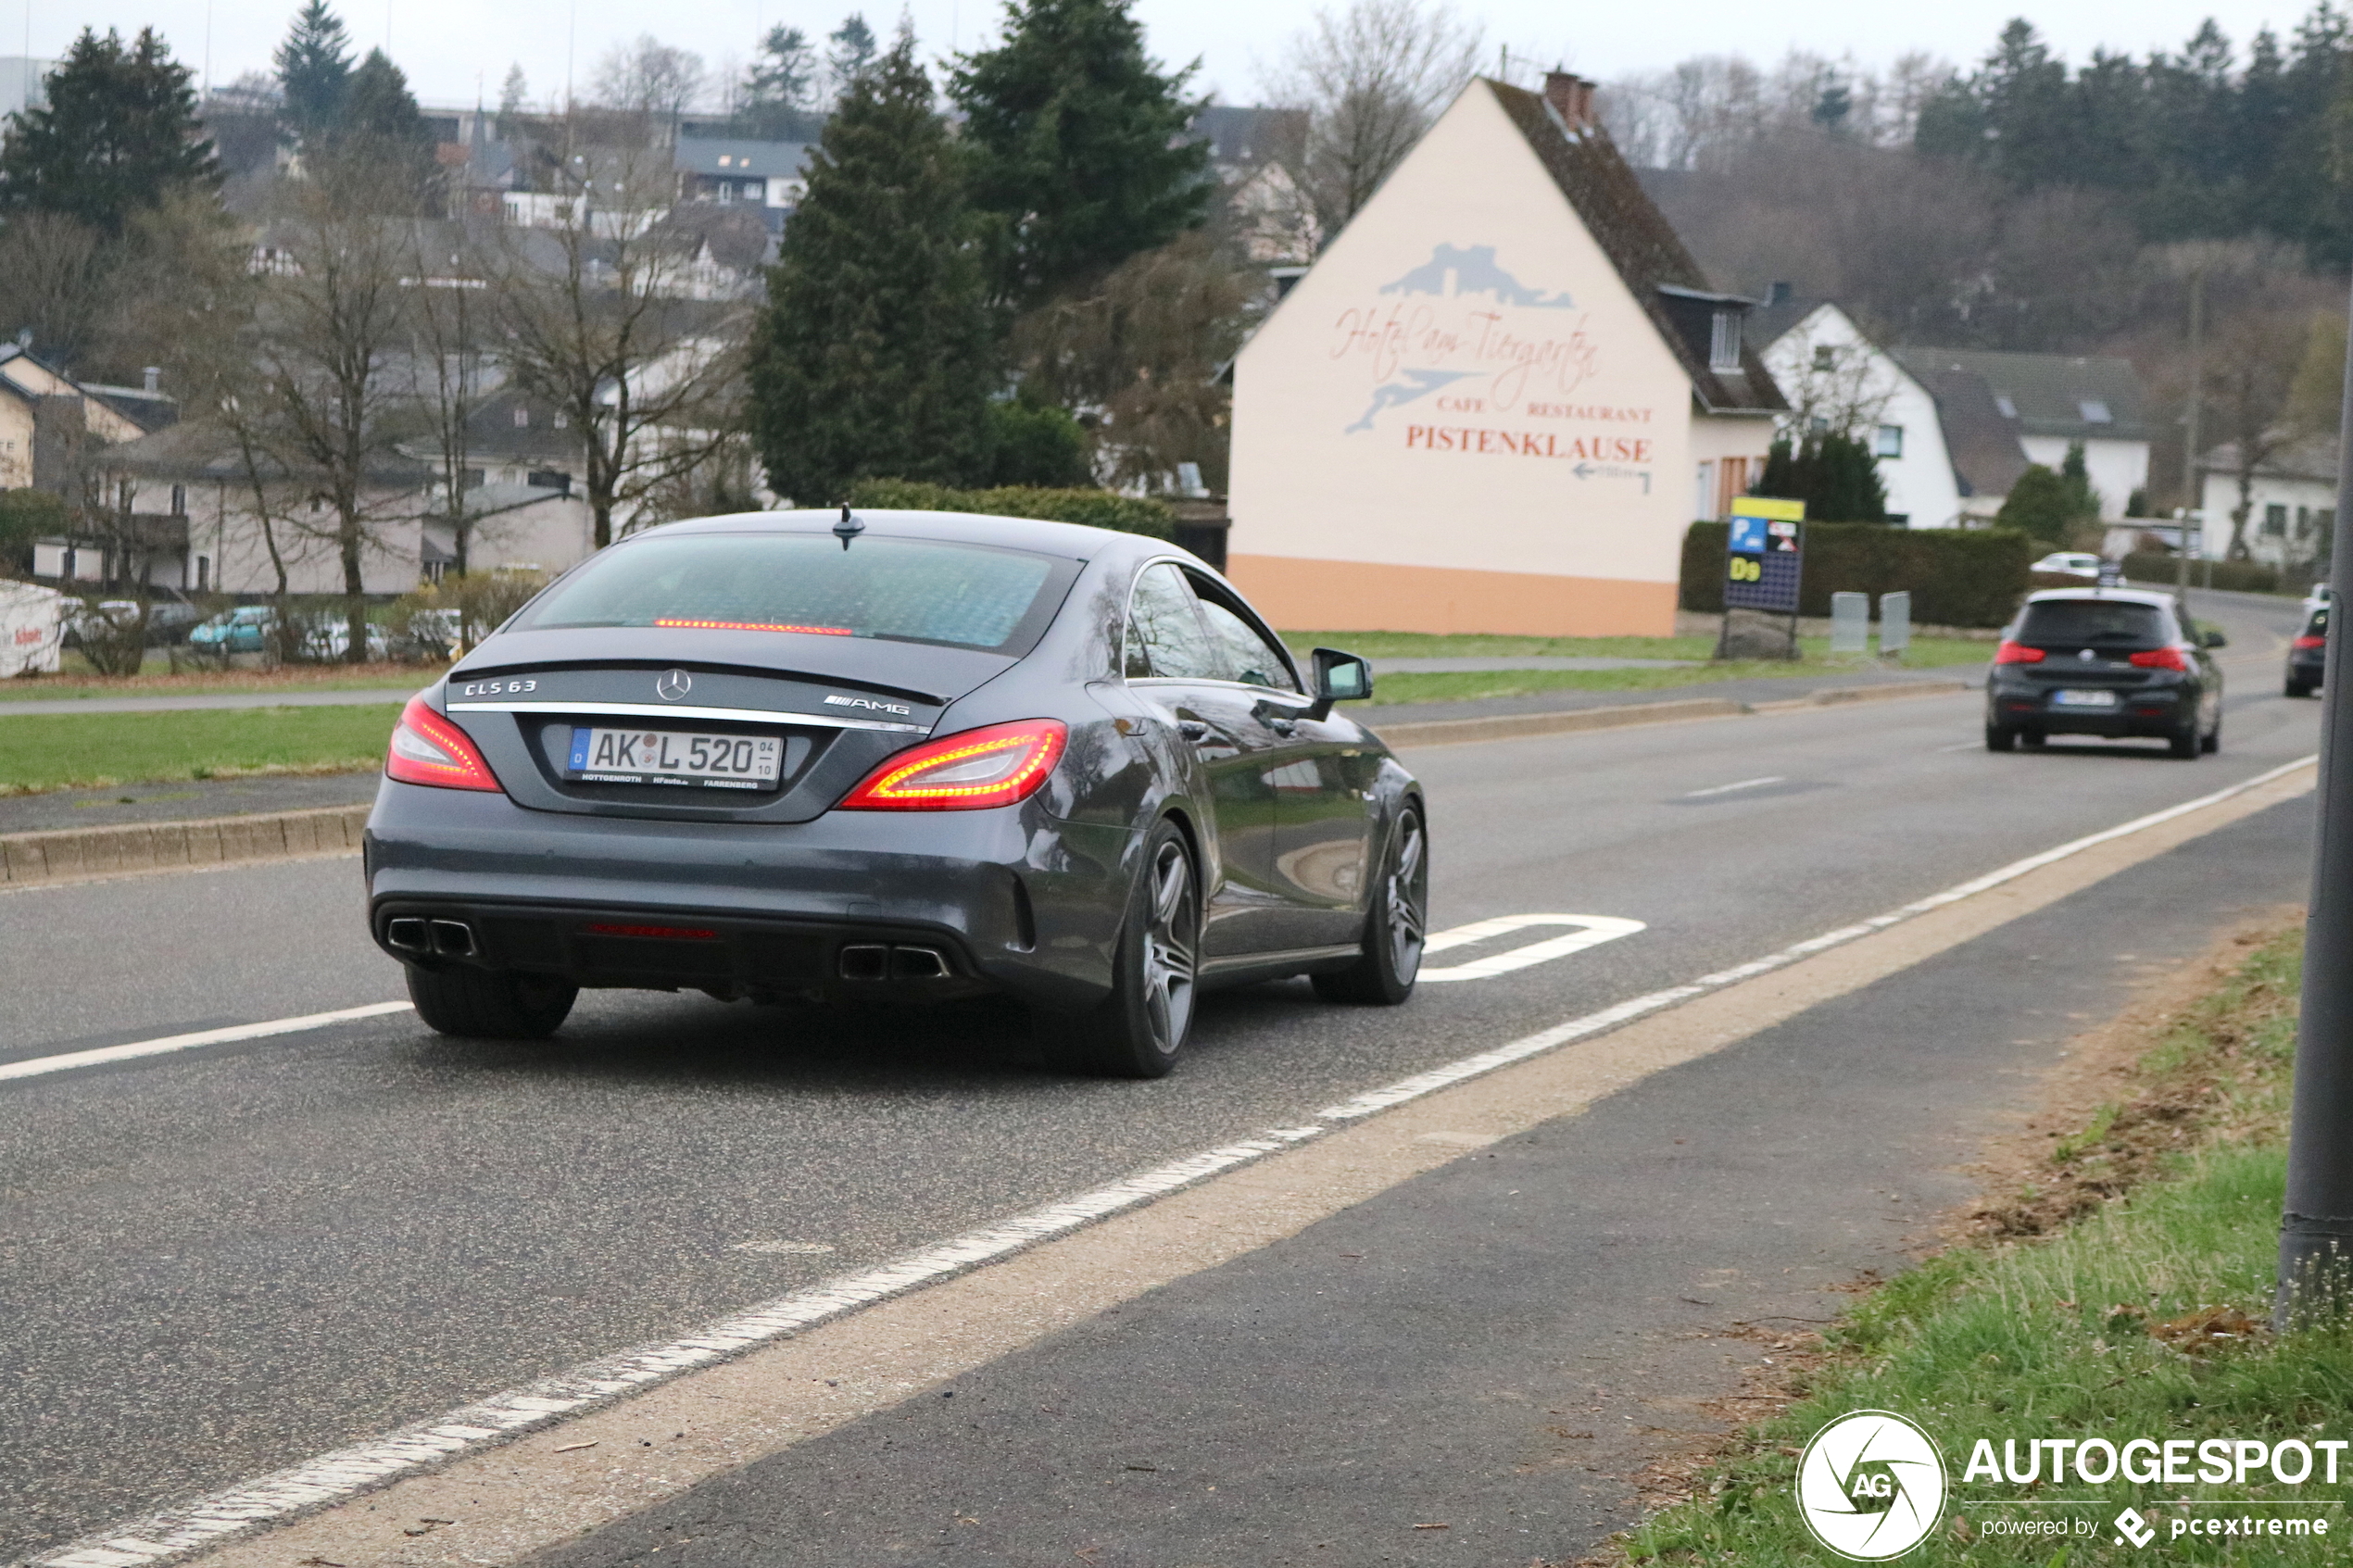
[834,503,864,550]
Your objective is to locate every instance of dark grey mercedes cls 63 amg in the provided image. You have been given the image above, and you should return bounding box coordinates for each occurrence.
[365,508,1428,1077]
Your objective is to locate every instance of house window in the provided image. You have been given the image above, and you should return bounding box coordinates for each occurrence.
[1875,424,1904,458]
[1708,310,1742,372]
[1994,395,2018,419]
[2079,399,2113,423]
[513,407,529,427]
[195,555,209,591]
[2264,503,2289,537]
[1812,345,1836,370]
[1694,461,1715,521]
[2298,506,2313,538]
[170,484,186,515]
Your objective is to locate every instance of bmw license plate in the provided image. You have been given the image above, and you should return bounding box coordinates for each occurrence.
[2051,688,2120,709]
[567,727,783,788]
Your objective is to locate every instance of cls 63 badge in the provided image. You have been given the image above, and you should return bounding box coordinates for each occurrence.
[459,679,537,696]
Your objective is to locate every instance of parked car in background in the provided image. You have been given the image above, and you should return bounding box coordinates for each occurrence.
[143,596,204,646]
[2286,595,2328,697]
[61,600,142,650]
[1986,588,2224,759]
[188,606,276,656]
[2030,551,2105,581]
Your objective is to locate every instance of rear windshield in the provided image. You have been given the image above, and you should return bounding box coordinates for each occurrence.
[2017,599,2171,646]
[516,533,1071,654]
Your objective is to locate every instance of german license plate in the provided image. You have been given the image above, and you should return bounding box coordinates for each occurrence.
[567,727,783,788]
[2051,688,2120,709]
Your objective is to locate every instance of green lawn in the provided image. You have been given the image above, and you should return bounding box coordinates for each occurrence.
[0,704,400,795]
[1623,932,2353,1566]
[1,656,440,702]
[1274,633,1989,707]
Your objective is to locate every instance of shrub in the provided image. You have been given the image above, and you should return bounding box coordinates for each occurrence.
[846,478,1175,539]
[1995,464,2081,544]
[1680,521,2034,627]
[2120,551,2294,595]
[0,488,67,573]
[984,401,1091,488]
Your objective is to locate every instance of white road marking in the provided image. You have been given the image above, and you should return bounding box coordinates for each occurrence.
[25,752,2322,1568]
[1417,914,1646,983]
[1935,741,1982,753]
[1681,774,1787,798]
[730,1240,837,1255]
[0,1002,415,1085]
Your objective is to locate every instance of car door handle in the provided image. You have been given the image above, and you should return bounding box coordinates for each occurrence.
[1266,717,1297,737]
[1177,720,1212,743]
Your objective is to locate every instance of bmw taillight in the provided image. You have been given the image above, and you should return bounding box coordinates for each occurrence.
[838,720,1067,811]
[1994,641,2045,664]
[386,696,504,792]
[2129,646,2191,671]
[2296,634,2328,649]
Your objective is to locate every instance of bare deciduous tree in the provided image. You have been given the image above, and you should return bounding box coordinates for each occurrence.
[591,36,708,127]
[491,118,750,548]
[1264,0,1483,243]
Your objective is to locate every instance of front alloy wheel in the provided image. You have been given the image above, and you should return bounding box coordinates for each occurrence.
[1315,804,1428,1005]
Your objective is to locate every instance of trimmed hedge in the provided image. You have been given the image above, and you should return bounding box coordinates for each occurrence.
[2120,551,2299,596]
[1680,521,2033,628]
[847,478,1175,540]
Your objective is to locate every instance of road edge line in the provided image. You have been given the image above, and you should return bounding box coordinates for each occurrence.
[0,1003,417,1085]
[19,754,2317,1568]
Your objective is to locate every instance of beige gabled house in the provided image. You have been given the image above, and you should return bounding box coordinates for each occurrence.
[1226,73,1786,636]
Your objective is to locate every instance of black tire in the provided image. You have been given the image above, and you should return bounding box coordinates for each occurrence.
[1036,821,1201,1078]
[2203,715,2221,754]
[407,965,578,1039]
[2020,731,2046,749]
[1985,723,2017,752]
[2169,724,2200,759]
[1315,804,1428,1005]
[2287,680,2313,698]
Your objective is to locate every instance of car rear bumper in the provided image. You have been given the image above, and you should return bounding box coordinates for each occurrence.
[363,779,1133,1010]
[1988,686,2193,738]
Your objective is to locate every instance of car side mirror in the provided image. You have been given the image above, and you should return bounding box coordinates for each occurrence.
[1308,647,1372,720]
[2200,629,2227,648]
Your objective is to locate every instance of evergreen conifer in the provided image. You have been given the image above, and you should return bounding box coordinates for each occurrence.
[0,28,220,234]
[274,0,356,142]
[950,0,1209,304]
[749,31,995,503]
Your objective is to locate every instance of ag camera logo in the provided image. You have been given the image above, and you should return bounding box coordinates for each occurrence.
[1796,1411,1948,1560]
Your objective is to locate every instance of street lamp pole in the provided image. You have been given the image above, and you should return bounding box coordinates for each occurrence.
[2180,269,2203,604]
[2277,266,2353,1327]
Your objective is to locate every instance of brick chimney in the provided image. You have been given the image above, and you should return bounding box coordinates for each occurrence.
[1543,70,1596,131]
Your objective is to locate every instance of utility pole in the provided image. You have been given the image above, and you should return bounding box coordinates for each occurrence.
[2277,267,2353,1327]
[2179,268,2204,607]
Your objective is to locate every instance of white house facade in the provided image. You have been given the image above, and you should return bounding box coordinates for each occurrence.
[2196,435,2335,570]
[1891,348,2150,521]
[1226,74,1784,637]
[1753,301,1964,528]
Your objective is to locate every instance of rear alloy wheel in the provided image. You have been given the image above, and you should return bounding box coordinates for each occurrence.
[1315,805,1428,1005]
[407,965,578,1039]
[1037,822,1200,1078]
[1985,723,2017,753]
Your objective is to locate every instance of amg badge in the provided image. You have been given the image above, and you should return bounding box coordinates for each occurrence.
[824,695,912,715]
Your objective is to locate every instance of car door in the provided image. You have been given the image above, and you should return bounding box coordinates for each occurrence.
[1189,583,1372,950]
[1120,562,1288,958]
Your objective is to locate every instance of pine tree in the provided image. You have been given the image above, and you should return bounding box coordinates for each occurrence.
[0,28,220,234]
[275,0,355,142]
[1754,433,1888,522]
[950,0,1209,305]
[497,63,530,127]
[827,16,878,96]
[741,25,824,139]
[324,48,437,207]
[749,31,995,503]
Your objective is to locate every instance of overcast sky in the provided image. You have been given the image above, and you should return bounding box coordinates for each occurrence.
[6,0,2327,111]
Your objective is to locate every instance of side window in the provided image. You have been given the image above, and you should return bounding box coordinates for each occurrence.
[1192,585,1301,692]
[1124,563,1222,680]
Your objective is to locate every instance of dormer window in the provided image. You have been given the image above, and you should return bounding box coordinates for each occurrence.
[2079,399,2112,423]
[513,407,529,427]
[1812,345,1836,370]
[1994,395,2018,419]
[1709,310,1743,372]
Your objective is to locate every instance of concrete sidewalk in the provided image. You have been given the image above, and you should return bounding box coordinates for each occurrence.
[515,797,2307,1568]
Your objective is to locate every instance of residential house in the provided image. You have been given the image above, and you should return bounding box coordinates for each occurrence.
[1889,347,2151,521]
[2196,435,2336,569]
[1190,106,1318,264]
[0,345,155,493]
[1227,72,1786,636]
[673,138,813,239]
[1749,293,1965,527]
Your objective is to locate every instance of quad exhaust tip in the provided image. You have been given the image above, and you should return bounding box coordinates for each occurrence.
[837,944,950,981]
[385,917,475,958]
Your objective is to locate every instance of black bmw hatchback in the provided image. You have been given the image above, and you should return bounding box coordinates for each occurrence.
[365,509,1428,1076]
[1984,588,2224,758]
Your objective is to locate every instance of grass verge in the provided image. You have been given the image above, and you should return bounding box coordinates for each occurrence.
[0,705,399,795]
[1,659,440,702]
[1613,928,2353,1566]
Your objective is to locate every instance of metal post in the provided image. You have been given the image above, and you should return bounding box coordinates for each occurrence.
[2180,270,2204,608]
[2276,266,2353,1327]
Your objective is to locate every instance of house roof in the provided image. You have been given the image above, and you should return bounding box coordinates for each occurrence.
[95,420,434,485]
[1907,365,2031,499]
[1486,82,1784,417]
[1889,346,2149,443]
[2197,434,2342,484]
[673,139,812,180]
[1746,295,1831,349]
[79,383,180,433]
[1189,105,1305,167]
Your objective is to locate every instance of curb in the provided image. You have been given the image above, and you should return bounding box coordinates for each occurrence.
[1378,678,1973,749]
[0,803,371,889]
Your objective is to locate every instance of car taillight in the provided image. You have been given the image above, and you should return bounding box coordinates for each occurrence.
[385,696,504,792]
[837,720,1067,811]
[2129,647,2190,671]
[2296,634,2328,649]
[1994,641,2045,664]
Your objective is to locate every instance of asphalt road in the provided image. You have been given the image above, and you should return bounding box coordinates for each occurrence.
[0,587,2315,1561]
